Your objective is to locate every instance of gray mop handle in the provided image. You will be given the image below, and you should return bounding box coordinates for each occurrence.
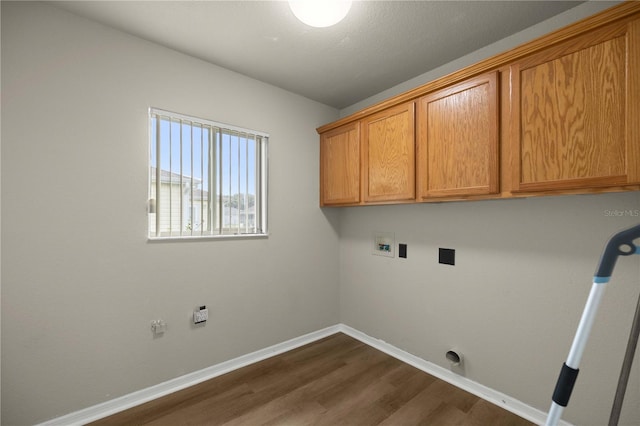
[546,223,640,426]
[594,223,640,280]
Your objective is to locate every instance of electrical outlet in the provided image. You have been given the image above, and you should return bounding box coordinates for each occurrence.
[193,306,208,324]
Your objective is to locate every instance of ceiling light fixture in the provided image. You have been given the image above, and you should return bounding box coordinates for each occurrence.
[288,0,352,28]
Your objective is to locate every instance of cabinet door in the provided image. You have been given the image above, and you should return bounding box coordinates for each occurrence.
[417,72,499,199]
[320,122,361,206]
[511,19,640,192]
[362,102,415,202]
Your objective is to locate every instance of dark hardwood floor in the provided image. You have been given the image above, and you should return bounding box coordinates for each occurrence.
[90,333,534,425]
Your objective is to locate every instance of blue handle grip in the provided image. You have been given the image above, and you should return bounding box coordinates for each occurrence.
[594,224,640,280]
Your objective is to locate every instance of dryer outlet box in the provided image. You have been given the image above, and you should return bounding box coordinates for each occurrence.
[439,248,455,265]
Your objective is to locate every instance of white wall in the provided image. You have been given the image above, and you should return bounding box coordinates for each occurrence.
[337,3,640,426]
[1,2,340,424]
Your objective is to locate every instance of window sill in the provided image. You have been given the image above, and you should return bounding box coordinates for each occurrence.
[147,233,269,243]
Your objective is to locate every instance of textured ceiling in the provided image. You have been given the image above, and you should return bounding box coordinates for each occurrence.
[52,1,585,109]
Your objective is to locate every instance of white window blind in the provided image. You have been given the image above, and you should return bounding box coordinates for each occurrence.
[149,108,268,239]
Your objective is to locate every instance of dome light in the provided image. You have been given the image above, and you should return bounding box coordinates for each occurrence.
[288,0,352,28]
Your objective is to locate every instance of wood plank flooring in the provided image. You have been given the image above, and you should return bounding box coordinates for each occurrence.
[90,333,534,426]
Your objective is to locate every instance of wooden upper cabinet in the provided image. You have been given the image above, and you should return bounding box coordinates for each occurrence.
[417,72,499,199]
[320,122,360,206]
[317,3,640,207]
[511,18,640,192]
[362,102,416,202]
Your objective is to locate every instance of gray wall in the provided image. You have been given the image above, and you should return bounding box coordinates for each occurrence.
[337,2,639,426]
[1,2,339,424]
[338,194,640,426]
[2,1,640,426]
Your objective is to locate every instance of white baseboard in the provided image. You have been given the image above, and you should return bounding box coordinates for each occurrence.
[336,324,571,426]
[38,325,341,426]
[39,323,569,426]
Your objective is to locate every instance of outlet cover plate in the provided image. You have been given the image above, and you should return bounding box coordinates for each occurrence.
[193,307,208,324]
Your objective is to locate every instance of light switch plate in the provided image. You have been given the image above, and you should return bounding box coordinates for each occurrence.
[373,232,395,257]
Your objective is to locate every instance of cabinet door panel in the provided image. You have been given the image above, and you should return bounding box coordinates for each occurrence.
[513,20,640,191]
[362,102,415,202]
[418,72,499,199]
[320,123,360,206]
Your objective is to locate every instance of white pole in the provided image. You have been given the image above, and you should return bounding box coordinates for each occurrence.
[546,224,640,426]
[545,402,564,426]
[566,283,607,368]
[545,280,608,426]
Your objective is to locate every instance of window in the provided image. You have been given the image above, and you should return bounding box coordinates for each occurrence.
[148,108,268,239]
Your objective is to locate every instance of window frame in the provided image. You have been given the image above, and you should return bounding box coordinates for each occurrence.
[148,107,269,241]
